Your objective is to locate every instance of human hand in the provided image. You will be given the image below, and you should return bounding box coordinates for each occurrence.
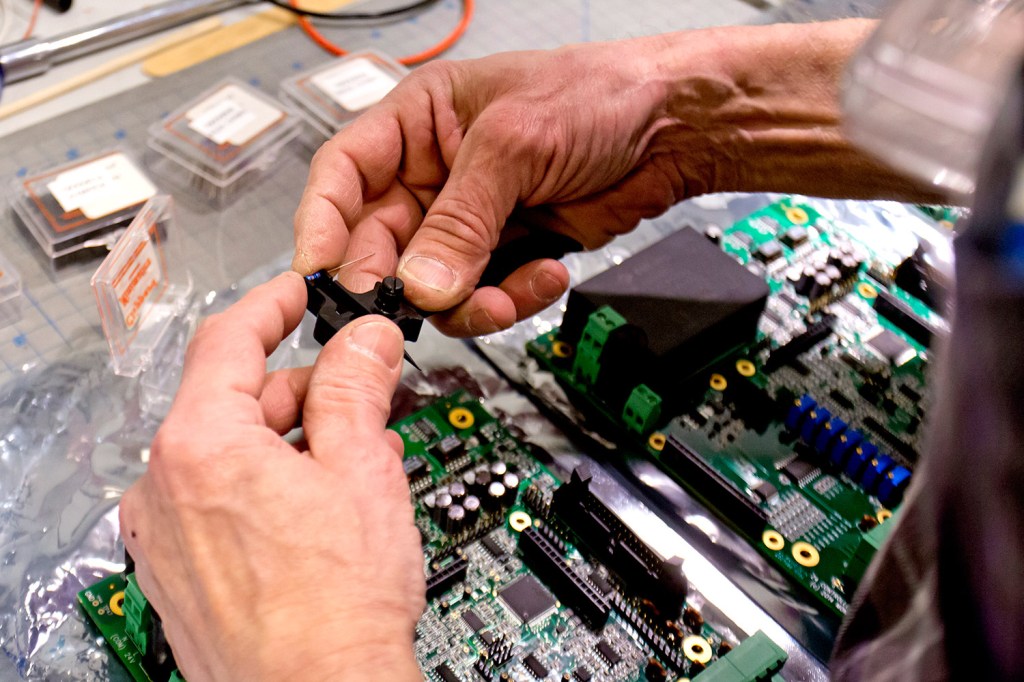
[293,38,692,337]
[119,272,424,682]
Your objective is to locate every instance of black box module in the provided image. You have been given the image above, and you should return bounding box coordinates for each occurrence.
[560,227,769,405]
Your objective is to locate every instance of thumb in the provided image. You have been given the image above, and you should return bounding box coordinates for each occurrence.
[397,131,522,311]
[302,315,405,475]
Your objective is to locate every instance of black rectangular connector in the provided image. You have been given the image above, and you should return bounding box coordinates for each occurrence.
[551,467,687,616]
[764,315,835,373]
[518,526,610,627]
[661,436,769,537]
[873,288,938,348]
[426,556,469,600]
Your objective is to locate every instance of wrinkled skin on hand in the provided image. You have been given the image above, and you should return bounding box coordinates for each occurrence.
[120,272,423,682]
[293,40,692,337]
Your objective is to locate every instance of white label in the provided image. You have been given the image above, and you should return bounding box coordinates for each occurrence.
[311,58,399,112]
[186,84,283,146]
[47,153,157,221]
[110,232,163,330]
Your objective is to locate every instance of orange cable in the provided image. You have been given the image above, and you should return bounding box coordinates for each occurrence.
[290,0,474,65]
[22,0,43,40]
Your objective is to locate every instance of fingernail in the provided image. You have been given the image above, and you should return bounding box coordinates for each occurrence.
[347,320,404,369]
[468,308,499,335]
[530,270,564,303]
[399,256,456,293]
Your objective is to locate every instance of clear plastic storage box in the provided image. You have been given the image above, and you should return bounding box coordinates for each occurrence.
[10,149,157,263]
[279,50,409,141]
[147,79,302,201]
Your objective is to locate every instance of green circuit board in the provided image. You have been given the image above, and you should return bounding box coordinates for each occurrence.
[528,198,947,617]
[80,392,789,682]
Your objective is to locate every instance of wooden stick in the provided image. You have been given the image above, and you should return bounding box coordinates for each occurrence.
[0,17,223,121]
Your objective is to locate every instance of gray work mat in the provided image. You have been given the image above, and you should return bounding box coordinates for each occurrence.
[0,0,762,386]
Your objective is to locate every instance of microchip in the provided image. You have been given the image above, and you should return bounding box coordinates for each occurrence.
[752,480,779,503]
[732,231,754,246]
[573,667,593,682]
[403,456,429,481]
[780,458,819,486]
[780,226,808,247]
[588,571,613,596]
[432,434,465,463]
[523,654,548,679]
[462,609,486,633]
[753,241,783,263]
[415,418,440,442]
[596,639,621,667]
[434,662,462,682]
[480,535,505,557]
[479,630,495,646]
[866,328,916,366]
[498,575,556,624]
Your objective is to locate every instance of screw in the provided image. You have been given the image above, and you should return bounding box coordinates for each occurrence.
[375,276,404,313]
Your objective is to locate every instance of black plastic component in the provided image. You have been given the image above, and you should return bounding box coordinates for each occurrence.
[873,288,939,348]
[560,228,768,406]
[433,435,465,463]
[596,639,621,667]
[661,437,769,536]
[752,480,779,502]
[754,241,783,263]
[474,656,494,681]
[462,610,486,633]
[894,246,950,312]
[403,456,429,481]
[142,611,177,681]
[722,374,779,434]
[862,416,919,463]
[487,636,515,666]
[829,389,855,411]
[524,654,549,679]
[434,663,461,682]
[426,556,469,599]
[609,592,688,672]
[763,314,835,373]
[518,526,611,627]
[498,574,557,624]
[480,535,505,558]
[304,271,428,366]
[645,658,669,681]
[899,384,923,403]
[550,467,688,616]
[780,226,808,248]
[573,667,593,681]
[588,571,614,597]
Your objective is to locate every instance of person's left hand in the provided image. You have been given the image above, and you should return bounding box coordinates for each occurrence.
[119,272,424,681]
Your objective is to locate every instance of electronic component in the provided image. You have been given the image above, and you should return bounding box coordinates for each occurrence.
[763,314,835,373]
[461,609,486,633]
[779,458,819,486]
[780,226,808,247]
[573,667,593,681]
[893,245,950,312]
[753,241,783,263]
[873,288,940,348]
[751,480,779,503]
[865,328,916,366]
[519,525,610,627]
[432,434,465,463]
[403,456,429,481]
[498,575,558,625]
[426,555,469,600]
[551,467,688,616]
[596,639,622,667]
[558,227,768,408]
[480,534,505,558]
[694,631,787,682]
[434,662,462,682]
[304,270,427,368]
[523,654,549,679]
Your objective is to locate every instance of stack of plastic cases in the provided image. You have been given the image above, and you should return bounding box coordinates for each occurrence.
[147,79,303,205]
[9,149,158,266]
[279,50,409,145]
[0,251,23,328]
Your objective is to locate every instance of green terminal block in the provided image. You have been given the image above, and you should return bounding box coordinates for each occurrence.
[572,305,626,385]
[846,514,896,584]
[622,384,662,433]
[695,631,787,682]
[123,573,152,655]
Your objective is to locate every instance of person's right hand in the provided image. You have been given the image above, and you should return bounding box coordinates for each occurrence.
[293,37,703,337]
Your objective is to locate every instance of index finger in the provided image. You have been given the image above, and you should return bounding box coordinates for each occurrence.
[292,108,404,275]
[174,272,307,411]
